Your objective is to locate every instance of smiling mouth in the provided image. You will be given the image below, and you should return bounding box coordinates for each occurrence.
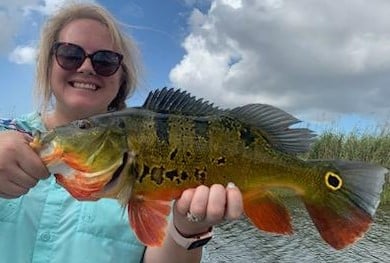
[70,81,99,90]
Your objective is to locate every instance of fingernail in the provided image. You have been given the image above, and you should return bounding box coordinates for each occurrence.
[227,182,236,189]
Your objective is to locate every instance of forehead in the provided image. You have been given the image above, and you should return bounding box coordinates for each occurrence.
[58,18,115,51]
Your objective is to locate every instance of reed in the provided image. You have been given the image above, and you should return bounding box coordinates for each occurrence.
[302,126,390,204]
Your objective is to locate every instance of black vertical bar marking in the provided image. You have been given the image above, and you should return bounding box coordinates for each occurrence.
[240,127,255,147]
[155,114,170,144]
[169,148,178,160]
[138,164,150,183]
[194,118,209,139]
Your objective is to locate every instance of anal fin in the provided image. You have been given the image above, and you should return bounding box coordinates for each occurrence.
[243,191,293,235]
[128,195,172,246]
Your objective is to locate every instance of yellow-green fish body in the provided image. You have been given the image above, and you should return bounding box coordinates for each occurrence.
[32,88,387,250]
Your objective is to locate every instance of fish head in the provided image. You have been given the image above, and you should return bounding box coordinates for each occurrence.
[32,115,130,201]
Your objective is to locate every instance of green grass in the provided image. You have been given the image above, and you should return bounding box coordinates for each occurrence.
[301,127,390,204]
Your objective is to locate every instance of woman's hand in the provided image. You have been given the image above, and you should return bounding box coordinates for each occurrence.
[0,131,49,198]
[173,183,244,237]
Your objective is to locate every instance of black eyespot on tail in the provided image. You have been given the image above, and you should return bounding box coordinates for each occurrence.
[325,172,343,191]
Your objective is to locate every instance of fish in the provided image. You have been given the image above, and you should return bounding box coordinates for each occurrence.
[30,87,387,250]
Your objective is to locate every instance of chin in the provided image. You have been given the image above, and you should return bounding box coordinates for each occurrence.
[67,102,108,117]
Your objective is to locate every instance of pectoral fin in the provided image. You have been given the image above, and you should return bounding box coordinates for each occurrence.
[128,196,172,246]
[243,191,293,235]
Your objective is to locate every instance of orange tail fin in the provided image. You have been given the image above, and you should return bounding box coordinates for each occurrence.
[304,203,371,250]
[303,160,387,250]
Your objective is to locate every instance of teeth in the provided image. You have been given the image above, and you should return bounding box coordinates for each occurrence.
[73,82,97,90]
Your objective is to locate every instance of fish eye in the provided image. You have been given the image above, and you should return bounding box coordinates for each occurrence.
[76,120,93,130]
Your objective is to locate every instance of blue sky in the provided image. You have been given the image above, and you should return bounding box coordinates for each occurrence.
[0,0,195,115]
[1,0,389,134]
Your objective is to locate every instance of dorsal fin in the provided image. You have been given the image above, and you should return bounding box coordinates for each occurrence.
[230,104,316,154]
[141,88,315,154]
[142,87,223,116]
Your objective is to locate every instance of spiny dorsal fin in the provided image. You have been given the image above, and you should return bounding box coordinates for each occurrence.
[142,88,315,154]
[230,104,316,154]
[142,87,223,116]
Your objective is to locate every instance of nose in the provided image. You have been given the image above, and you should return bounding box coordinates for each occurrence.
[77,55,96,75]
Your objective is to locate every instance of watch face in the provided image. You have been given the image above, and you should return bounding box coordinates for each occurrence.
[187,236,212,250]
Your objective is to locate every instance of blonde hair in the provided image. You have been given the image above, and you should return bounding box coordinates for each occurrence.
[35,3,141,112]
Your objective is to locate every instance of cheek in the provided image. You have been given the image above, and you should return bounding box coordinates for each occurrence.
[104,74,123,98]
[50,64,68,90]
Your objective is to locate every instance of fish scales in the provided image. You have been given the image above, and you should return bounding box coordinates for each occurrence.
[31,87,387,250]
[121,109,323,200]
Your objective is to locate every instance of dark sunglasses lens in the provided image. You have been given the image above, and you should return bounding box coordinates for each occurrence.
[92,51,122,76]
[55,44,85,70]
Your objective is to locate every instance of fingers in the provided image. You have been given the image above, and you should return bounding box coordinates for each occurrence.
[15,132,49,180]
[0,131,48,198]
[0,181,29,198]
[0,190,21,199]
[225,182,244,220]
[189,185,210,221]
[175,188,195,216]
[17,146,50,180]
[174,183,243,227]
[206,184,226,221]
[8,168,39,189]
[177,185,229,223]
[193,183,243,223]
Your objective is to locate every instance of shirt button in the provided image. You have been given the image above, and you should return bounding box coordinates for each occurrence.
[82,214,94,223]
[40,232,51,242]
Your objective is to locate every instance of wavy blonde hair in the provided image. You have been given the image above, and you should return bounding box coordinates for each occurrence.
[35,3,141,112]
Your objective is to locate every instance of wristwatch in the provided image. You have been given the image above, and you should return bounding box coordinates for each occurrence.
[168,219,213,250]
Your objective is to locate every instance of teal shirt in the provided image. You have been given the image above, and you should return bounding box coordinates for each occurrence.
[0,112,145,263]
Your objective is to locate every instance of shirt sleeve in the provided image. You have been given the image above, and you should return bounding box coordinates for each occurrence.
[0,118,31,135]
[0,118,17,131]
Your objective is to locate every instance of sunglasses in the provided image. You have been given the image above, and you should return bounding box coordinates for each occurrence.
[52,42,123,77]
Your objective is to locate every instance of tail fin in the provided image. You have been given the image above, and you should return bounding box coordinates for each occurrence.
[303,160,387,250]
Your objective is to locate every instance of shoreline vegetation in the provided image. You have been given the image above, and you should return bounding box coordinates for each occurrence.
[302,127,390,205]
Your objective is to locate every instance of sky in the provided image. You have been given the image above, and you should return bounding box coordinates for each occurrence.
[0,0,389,134]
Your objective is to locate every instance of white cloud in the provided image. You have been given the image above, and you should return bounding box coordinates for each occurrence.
[25,0,96,16]
[9,45,37,64]
[170,0,390,125]
[24,0,69,15]
[183,0,212,7]
[0,1,40,53]
[0,0,95,56]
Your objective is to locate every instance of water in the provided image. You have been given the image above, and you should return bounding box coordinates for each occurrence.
[202,201,390,263]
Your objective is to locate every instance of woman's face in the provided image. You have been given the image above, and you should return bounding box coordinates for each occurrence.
[50,18,122,119]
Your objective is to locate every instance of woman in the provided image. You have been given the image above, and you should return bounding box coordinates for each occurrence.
[0,3,243,263]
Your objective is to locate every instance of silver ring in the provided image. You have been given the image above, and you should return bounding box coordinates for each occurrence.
[186,211,201,222]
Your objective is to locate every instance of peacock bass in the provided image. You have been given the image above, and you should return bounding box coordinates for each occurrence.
[30,88,387,250]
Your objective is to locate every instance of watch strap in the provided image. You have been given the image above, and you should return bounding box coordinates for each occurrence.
[168,219,213,250]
